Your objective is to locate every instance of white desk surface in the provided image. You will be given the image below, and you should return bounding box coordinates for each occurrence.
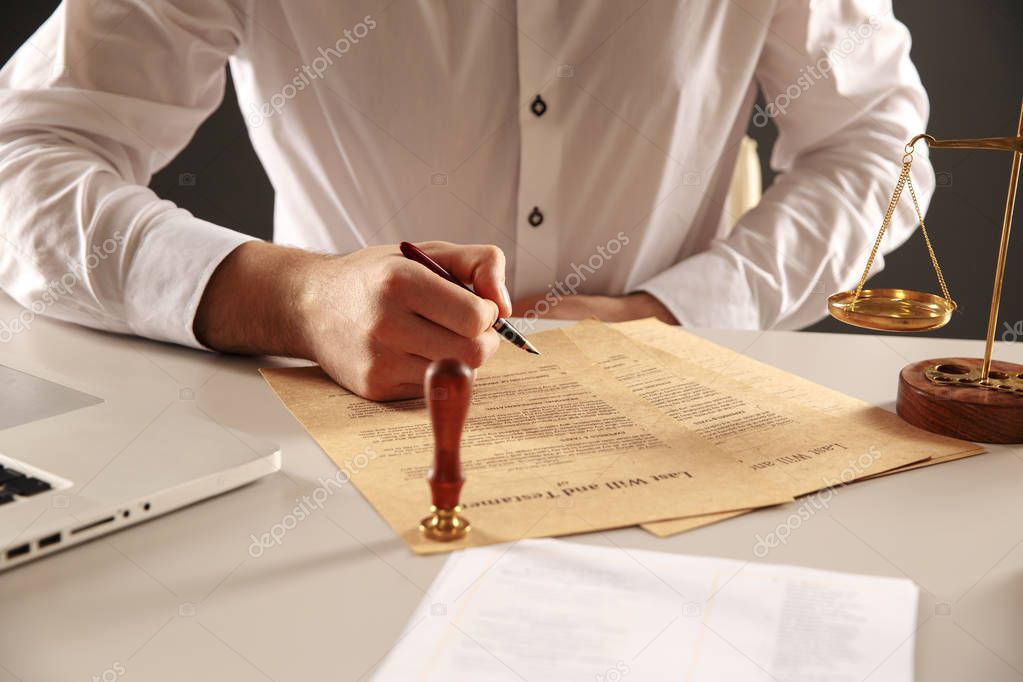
[1,294,1022,682]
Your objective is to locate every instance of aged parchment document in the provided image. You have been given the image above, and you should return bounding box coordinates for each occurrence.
[261,328,792,554]
[608,319,984,537]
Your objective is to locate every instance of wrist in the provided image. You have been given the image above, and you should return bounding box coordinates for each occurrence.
[289,249,340,362]
[626,292,677,325]
[195,241,325,360]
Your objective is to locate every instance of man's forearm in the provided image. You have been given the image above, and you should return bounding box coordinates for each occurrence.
[194,241,321,359]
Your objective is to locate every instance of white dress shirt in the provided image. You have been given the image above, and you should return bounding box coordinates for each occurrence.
[0,0,933,348]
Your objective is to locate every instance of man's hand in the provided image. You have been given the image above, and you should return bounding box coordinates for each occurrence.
[195,241,512,401]
[511,292,677,324]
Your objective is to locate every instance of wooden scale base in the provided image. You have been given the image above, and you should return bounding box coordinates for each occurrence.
[897,357,1023,443]
[833,102,1023,445]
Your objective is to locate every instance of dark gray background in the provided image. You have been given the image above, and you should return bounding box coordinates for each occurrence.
[3,2,1021,339]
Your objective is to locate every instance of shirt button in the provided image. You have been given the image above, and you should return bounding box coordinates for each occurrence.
[528,207,544,227]
[530,95,547,117]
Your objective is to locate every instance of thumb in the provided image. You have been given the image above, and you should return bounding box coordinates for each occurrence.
[413,241,512,318]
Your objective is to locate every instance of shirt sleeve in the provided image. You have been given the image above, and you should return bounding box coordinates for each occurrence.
[0,0,257,348]
[636,0,935,330]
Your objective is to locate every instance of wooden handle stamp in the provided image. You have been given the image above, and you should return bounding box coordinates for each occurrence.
[419,359,472,541]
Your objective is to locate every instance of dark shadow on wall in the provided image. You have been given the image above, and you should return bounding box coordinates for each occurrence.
[2,1,1020,339]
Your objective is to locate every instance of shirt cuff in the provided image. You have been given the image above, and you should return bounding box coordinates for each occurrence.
[124,215,257,349]
[633,247,760,329]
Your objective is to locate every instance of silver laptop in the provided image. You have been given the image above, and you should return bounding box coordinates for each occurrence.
[0,365,281,571]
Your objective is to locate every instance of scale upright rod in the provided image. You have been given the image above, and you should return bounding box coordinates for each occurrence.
[981,99,1023,380]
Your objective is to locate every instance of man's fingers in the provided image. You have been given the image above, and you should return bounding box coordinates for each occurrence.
[394,259,500,338]
[384,311,500,368]
[412,241,512,318]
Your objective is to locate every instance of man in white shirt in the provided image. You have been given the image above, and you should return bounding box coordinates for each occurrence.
[0,1,933,400]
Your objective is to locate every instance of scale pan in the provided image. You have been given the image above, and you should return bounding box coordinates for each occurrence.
[828,288,955,332]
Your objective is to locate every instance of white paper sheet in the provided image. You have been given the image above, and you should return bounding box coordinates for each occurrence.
[375,539,918,681]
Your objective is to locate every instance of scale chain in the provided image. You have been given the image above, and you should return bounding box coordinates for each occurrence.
[852,142,953,304]
[907,172,952,302]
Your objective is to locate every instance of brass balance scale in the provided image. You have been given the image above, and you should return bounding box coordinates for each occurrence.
[828,100,1023,443]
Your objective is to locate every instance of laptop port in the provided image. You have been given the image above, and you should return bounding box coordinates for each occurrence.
[5,543,30,559]
[38,533,61,548]
[70,516,115,535]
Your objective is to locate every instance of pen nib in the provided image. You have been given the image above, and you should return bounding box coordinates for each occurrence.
[523,340,541,355]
